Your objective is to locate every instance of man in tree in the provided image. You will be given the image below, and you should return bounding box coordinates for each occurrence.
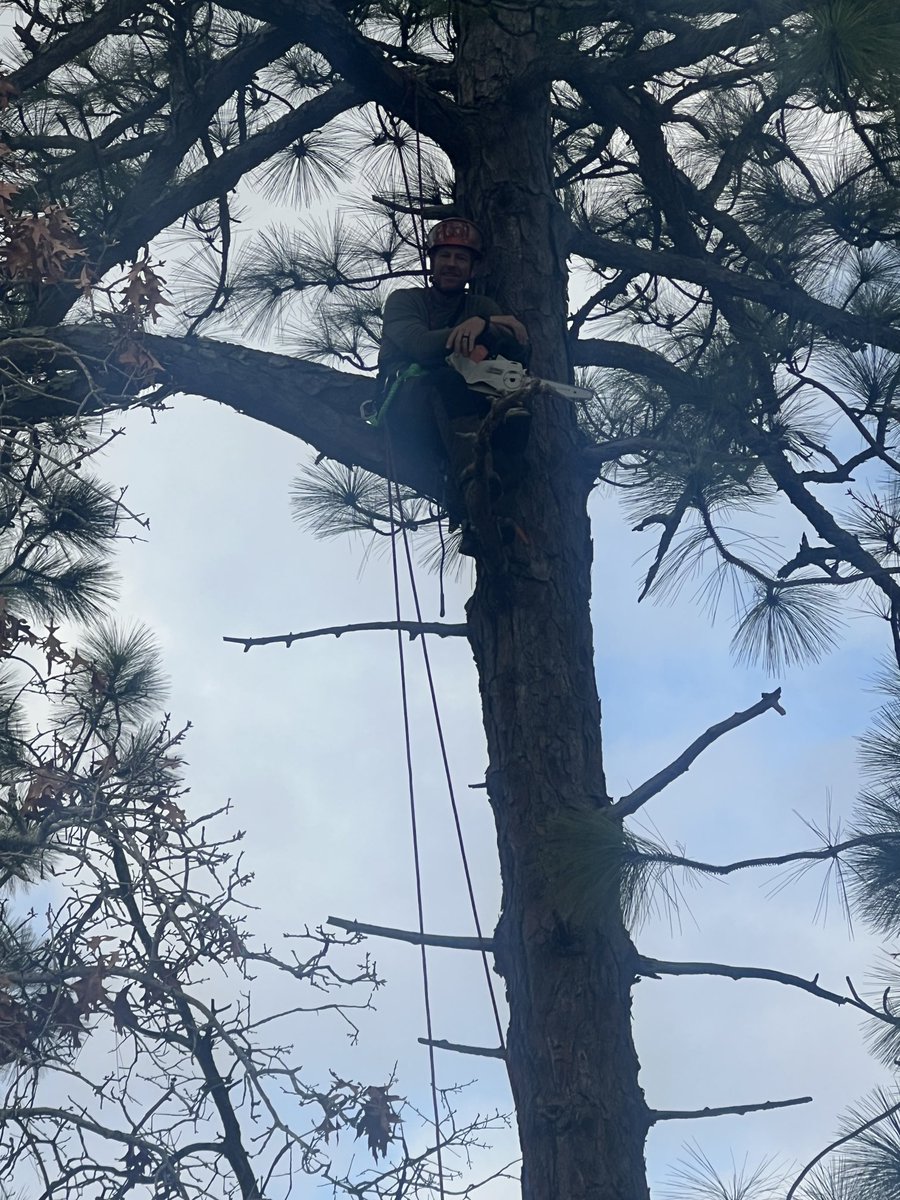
[377,219,531,552]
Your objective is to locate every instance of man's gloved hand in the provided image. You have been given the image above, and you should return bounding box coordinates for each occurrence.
[488,315,528,345]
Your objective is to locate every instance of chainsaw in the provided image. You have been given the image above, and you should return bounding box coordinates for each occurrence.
[446,352,594,404]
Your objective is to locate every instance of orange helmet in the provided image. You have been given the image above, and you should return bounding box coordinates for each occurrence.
[426,218,484,259]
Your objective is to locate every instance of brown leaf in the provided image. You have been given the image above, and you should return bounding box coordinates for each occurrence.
[354,1086,402,1160]
[72,969,109,1016]
[116,337,162,376]
[85,936,114,952]
[23,764,66,812]
[42,622,69,669]
[0,992,28,1064]
[0,77,19,111]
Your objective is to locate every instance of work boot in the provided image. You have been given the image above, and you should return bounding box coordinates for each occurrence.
[491,406,531,456]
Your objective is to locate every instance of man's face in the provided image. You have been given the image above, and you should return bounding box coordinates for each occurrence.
[430,246,475,293]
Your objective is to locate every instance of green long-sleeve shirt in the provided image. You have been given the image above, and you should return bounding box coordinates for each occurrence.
[378,286,525,378]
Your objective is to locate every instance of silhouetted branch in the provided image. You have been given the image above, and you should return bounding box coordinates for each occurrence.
[328,917,492,952]
[613,689,786,818]
[650,1095,812,1123]
[418,1038,505,1060]
[224,620,467,652]
[640,957,900,1027]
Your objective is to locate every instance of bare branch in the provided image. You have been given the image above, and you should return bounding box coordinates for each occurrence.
[639,833,897,878]
[612,690,786,819]
[327,917,492,952]
[224,620,468,652]
[650,1095,812,1124]
[418,1038,506,1060]
[639,957,900,1028]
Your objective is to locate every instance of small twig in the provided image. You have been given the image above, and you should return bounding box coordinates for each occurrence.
[223,620,468,652]
[418,1038,505,1060]
[650,1095,812,1124]
[613,689,785,819]
[327,917,493,953]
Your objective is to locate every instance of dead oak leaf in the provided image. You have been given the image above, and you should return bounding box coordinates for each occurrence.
[354,1086,402,1161]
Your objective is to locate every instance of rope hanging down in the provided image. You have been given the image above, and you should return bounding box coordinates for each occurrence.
[385,432,505,1052]
[378,101,506,1187]
[382,428,508,1196]
[384,461,446,1199]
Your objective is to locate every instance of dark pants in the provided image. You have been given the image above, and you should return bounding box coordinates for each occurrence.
[386,367,491,520]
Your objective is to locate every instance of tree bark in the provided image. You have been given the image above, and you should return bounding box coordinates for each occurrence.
[455,8,652,1198]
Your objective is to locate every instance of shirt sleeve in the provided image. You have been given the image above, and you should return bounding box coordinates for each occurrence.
[381,290,457,368]
[472,298,531,366]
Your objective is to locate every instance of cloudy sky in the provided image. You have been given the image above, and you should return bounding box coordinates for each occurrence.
[97,370,894,1195]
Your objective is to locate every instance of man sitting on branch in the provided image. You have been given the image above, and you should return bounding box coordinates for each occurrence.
[376,218,532,555]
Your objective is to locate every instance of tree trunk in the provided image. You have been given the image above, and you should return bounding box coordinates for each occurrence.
[456,9,652,1197]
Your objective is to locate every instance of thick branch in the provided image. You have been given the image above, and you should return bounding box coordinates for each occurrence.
[218,0,465,158]
[612,689,785,819]
[85,81,364,283]
[109,23,300,213]
[224,620,467,652]
[3,325,442,500]
[550,2,806,85]
[8,0,144,93]
[650,1095,812,1124]
[571,337,697,393]
[327,917,493,952]
[568,226,900,357]
[582,436,672,470]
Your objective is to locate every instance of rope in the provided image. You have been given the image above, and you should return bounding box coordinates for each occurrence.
[376,69,507,1187]
[386,435,507,1057]
[384,460,446,1199]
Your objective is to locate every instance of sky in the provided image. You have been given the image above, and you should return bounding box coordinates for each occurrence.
[97,384,895,1196]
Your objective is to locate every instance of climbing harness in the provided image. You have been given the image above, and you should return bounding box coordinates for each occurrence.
[360,363,427,428]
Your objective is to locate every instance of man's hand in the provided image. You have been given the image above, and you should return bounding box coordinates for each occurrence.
[446,316,488,357]
[489,314,528,345]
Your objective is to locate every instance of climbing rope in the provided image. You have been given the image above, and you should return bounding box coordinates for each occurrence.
[376,74,508,1188]
[389,477,506,1051]
[384,457,446,1198]
[380,420,511,1199]
[385,433,507,1051]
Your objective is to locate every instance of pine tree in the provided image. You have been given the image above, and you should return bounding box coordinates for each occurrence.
[6,1,900,1196]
